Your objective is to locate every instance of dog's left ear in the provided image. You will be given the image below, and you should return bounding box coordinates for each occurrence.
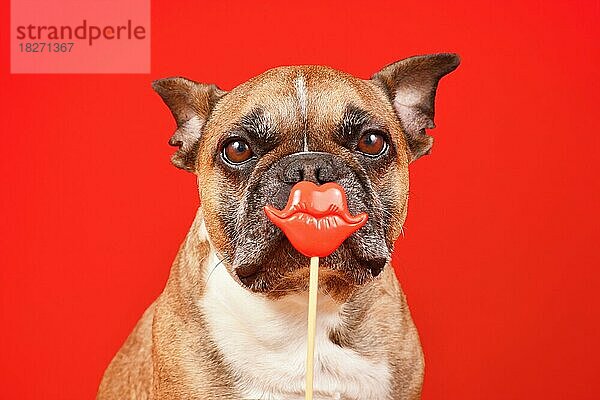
[371,53,460,162]
[152,77,227,171]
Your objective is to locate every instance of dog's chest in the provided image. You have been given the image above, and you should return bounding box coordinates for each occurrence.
[201,254,391,400]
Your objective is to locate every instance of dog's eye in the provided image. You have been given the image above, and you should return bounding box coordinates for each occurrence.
[357,130,387,157]
[222,138,254,164]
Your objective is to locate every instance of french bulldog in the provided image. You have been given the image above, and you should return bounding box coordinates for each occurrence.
[97,53,460,400]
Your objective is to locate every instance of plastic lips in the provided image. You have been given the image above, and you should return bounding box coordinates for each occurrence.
[263,181,368,258]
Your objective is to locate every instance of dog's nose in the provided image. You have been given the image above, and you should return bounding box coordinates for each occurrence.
[279,152,339,184]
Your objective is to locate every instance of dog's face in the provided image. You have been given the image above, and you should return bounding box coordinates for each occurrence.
[153,54,459,300]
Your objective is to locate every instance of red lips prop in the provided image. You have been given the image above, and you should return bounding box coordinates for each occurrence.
[264,181,368,257]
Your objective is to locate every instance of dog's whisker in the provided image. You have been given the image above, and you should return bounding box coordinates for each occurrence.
[204,257,225,288]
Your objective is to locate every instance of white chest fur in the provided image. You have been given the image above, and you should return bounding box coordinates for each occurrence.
[201,250,391,400]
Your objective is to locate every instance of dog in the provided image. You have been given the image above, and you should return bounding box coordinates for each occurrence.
[97,53,460,400]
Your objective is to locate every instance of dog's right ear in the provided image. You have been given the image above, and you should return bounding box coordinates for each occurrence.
[152,77,226,172]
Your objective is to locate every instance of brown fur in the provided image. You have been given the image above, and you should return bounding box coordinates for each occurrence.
[98,56,459,399]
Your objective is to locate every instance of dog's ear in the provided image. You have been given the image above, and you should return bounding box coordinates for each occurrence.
[371,53,460,162]
[152,77,226,171]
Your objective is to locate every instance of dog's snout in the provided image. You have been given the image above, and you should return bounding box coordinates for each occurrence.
[280,152,340,185]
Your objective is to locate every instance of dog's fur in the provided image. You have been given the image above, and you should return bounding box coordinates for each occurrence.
[97,54,459,400]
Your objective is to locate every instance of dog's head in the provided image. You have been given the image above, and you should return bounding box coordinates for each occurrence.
[153,54,459,300]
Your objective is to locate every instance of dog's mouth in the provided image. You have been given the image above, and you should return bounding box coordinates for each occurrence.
[234,256,384,302]
[230,181,386,300]
[231,227,388,300]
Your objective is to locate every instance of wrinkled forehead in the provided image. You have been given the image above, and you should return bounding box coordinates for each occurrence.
[206,66,397,139]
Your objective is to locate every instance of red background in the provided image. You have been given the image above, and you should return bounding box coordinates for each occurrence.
[1,1,599,399]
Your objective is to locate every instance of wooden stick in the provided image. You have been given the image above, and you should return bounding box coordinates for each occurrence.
[305,256,320,400]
